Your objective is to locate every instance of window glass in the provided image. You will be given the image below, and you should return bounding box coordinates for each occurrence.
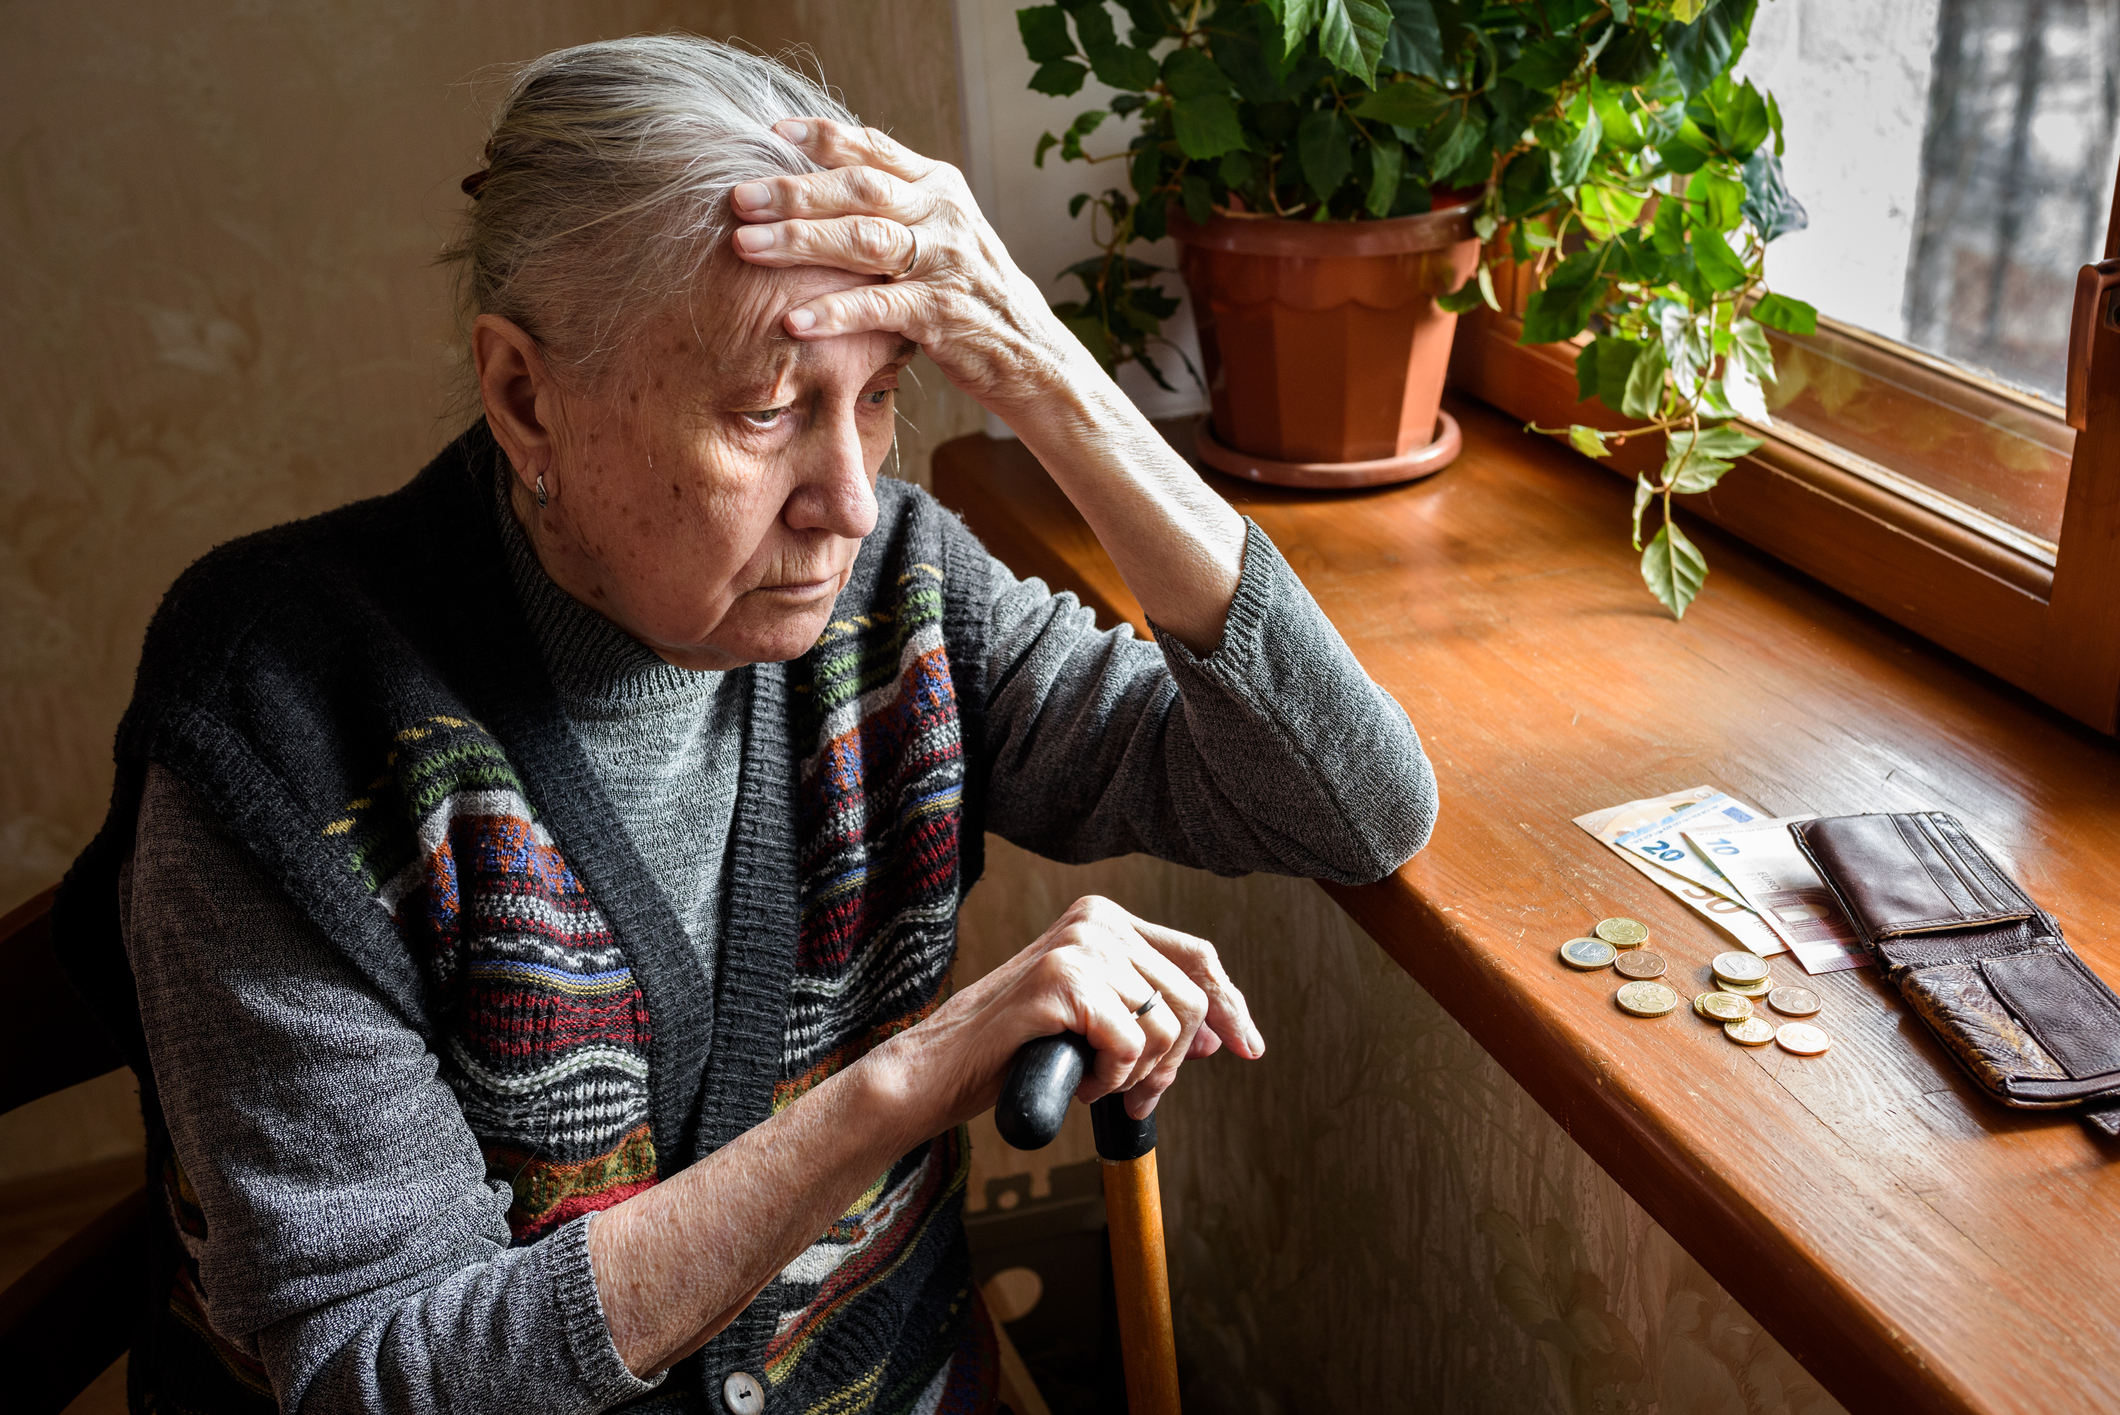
[1737,0,2114,549]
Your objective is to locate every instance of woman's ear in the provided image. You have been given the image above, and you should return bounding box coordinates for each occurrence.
[473,314,558,497]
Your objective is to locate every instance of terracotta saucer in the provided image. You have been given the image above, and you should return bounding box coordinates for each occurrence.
[1191,413,1463,489]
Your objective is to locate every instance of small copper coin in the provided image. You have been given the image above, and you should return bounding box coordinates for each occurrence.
[1711,951,1771,985]
[1775,1022,1832,1056]
[1768,986,1821,1017]
[1596,917,1651,947]
[1717,977,1771,998]
[1561,937,1618,971]
[1695,991,1754,1023]
[1615,950,1667,980]
[1725,1016,1777,1046]
[1616,981,1680,1017]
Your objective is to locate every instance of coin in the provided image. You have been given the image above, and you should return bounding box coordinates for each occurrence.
[1596,917,1650,947]
[1695,991,1754,1022]
[1561,937,1618,970]
[1776,1022,1832,1056]
[1725,1016,1777,1046]
[1616,981,1679,1017]
[1614,950,1667,980]
[1717,977,1771,998]
[1768,987,1821,1017]
[1711,951,1771,985]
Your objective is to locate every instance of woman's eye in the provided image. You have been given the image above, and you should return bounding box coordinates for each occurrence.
[742,407,786,426]
[865,388,893,406]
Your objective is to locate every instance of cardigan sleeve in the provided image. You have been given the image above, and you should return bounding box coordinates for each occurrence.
[123,764,662,1415]
[974,517,1438,883]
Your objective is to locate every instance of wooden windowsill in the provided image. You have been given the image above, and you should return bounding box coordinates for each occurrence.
[932,396,2120,1415]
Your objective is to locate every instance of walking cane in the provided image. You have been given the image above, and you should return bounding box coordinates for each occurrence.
[996,1034,1181,1415]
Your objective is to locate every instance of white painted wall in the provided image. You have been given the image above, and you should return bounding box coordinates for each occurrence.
[952,0,1211,437]
[1739,0,1943,341]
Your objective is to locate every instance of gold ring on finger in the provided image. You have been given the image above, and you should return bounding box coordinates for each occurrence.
[891,225,918,280]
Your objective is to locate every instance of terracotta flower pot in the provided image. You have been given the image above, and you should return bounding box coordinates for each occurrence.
[1169,195,1482,488]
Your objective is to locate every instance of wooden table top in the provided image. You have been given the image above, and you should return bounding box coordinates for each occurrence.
[932,395,2120,1415]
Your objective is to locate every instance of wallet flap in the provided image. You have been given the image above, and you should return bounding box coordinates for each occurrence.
[1983,951,2120,1080]
[1792,812,2033,937]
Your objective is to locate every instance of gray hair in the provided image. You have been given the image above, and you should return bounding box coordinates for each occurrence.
[445,34,859,382]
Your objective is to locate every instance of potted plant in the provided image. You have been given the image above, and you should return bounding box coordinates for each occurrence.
[1020,0,1815,617]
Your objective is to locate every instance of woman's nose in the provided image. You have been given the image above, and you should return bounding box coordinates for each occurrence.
[785,408,880,540]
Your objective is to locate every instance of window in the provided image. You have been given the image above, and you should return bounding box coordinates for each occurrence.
[1451,0,2120,731]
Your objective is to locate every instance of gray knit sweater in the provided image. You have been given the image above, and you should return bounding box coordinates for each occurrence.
[121,479,1438,1414]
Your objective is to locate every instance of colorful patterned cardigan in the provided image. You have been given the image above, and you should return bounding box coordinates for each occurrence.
[56,428,1005,1413]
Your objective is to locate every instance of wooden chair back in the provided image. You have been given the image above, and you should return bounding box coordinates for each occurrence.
[0,885,152,1413]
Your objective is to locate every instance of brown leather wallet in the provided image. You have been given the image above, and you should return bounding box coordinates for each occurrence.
[1792,812,2120,1126]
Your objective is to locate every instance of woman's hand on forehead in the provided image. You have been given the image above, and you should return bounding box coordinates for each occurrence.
[727,119,1094,413]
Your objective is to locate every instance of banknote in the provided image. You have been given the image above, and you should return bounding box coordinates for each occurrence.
[1588,786,1763,906]
[1574,796,1788,957]
[1682,816,1870,974]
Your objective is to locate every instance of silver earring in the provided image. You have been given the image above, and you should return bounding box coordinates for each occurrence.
[535,474,548,509]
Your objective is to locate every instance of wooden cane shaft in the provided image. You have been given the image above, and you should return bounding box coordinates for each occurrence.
[1101,1151,1180,1415]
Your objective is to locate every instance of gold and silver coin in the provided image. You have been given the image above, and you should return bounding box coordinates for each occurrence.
[1775,1022,1832,1056]
[1596,917,1651,947]
[1694,991,1754,1023]
[1614,950,1667,981]
[1768,987,1821,1017]
[1724,1016,1777,1046]
[1561,937,1618,970]
[1711,951,1771,985]
[1616,980,1680,1017]
[1716,977,1771,998]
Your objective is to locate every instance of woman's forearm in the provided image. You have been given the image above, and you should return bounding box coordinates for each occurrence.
[585,1045,929,1378]
[994,360,1249,655]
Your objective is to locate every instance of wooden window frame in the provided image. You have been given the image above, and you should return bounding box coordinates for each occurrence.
[1446,174,2120,733]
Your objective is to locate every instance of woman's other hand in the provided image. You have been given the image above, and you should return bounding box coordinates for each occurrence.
[727,119,1092,419]
[889,895,1265,1128]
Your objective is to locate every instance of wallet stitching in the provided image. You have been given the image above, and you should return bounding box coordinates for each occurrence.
[1887,813,1988,932]
[1915,812,1998,915]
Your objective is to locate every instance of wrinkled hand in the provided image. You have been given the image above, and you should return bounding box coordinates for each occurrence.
[900,896,1265,1127]
[728,119,1095,412]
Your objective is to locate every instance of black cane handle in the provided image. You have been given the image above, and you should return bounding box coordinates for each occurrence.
[995,1031,1158,1159]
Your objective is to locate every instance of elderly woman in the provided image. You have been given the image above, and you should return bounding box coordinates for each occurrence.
[58,33,1435,1415]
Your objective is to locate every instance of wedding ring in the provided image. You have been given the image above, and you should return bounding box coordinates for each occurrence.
[1132,991,1163,1019]
[891,225,918,280]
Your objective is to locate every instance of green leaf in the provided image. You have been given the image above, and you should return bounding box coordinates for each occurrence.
[1381,0,1448,80]
[1622,342,1668,419]
[1766,90,1785,155]
[1059,109,1109,161]
[1641,519,1708,618]
[1551,104,1603,186]
[1436,274,1487,313]
[1171,94,1249,159]
[1268,0,1321,58]
[1569,424,1611,459]
[1591,81,1647,150]
[1316,0,1394,86]
[1500,149,1556,218]
[1691,226,1748,291]
[1504,37,1581,91]
[1591,336,1644,413]
[1181,170,1214,225]
[1071,1,1118,51]
[1162,46,1232,99]
[1575,340,1602,402]
[1365,136,1405,218]
[1750,291,1818,336]
[1018,6,1077,62]
[1522,281,1603,345]
[1215,2,1295,102]
[1669,454,1733,494]
[1088,42,1161,90]
[1649,194,1687,254]
[1130,142,1164,202]
[1597,25,1659,85]
[1686,168,1745,232]
[1665,0,1759,99]
[1030,59,1091,96]
[1740,148,1809,242]
[1719,359,1770,420]
[1298,108,1353,203]
[1578,184,1646,241]
[1427,108,1485,181]
[1034,131,1060,167]
[1117,0,1177,39]
[1732,316,1775,380]
[1068,191,1092,218]
[1632,474,1655,550]
[1477,262,1499,311]
[1664,424,1760,490]
[1353,80,1453,128]
[1060,312,1116,370]
[1657,118,1714,173]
